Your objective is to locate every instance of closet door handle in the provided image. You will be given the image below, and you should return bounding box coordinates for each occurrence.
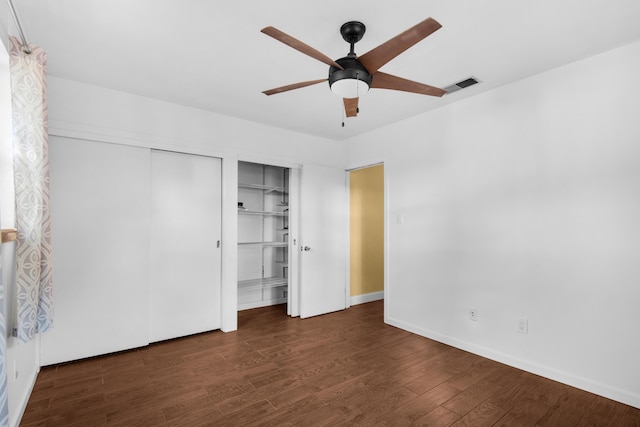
[303,246,311,252]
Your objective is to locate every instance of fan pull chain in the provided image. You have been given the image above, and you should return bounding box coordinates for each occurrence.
[356,73,361,114]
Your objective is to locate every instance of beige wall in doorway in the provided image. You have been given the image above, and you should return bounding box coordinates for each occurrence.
[350,164,384,297]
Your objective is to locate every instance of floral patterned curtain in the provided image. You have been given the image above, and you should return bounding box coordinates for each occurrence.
[9,36,53,343]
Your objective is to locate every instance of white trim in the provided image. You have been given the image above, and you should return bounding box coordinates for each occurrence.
[288,168,301,317]
[383,170,389,323]
[344,170,351,309]
[220,155,238,332]
[49,120,310,168]
[343,167,349,312]
[12,364,38,427]
[386,316,640,410]
[350,291,384,306]
[346,161,384,172]
[238,153,301,170]
[49,119,228,159]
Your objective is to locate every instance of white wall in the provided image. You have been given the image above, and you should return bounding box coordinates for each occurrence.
[346,40,640,408]
[48,76,345,168]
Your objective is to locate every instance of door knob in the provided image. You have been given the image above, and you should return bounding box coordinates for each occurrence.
[303,246,311,251]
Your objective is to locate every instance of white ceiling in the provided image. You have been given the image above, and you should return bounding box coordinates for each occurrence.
[13,0,640,141]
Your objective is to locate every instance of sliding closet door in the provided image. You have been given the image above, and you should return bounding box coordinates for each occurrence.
[41,137,151,365]
[149,150,222,342]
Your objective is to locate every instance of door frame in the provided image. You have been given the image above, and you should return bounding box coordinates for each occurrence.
[237,154,302,318]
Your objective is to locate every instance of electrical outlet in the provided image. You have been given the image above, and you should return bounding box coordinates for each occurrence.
[517,317,528,334]
[469,308,478,321]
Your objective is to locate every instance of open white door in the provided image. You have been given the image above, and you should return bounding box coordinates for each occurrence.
[299,163,347,318]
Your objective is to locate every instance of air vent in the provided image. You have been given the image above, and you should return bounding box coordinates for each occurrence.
[444,77,480,94]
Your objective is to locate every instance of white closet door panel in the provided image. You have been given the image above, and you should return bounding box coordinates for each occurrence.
[299,164,347,318]
[149,151,222,342]
[41,137,151,365]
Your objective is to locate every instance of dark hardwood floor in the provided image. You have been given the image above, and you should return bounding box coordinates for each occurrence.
[21,301,640,426]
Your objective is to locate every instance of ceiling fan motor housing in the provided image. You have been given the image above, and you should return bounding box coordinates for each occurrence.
[328,56,373,95]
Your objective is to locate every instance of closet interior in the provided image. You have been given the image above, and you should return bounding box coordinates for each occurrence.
[237,161,290,311]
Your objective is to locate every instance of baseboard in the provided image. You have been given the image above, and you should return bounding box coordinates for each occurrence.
[237,298,287,312]
[350,291,384,306]
[386,316,640,410]
[11,366,39,427]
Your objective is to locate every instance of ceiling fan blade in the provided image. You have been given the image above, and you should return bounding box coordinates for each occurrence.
[371,72,446,97]
[343,97,359,117]
[263,79,327,96]
[358,17,442,73]
[262,26,344,70]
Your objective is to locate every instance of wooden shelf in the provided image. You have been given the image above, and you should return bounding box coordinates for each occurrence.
[1,228,17,243]
[238,277,288,291]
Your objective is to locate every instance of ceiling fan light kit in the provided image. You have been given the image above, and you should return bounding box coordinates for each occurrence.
[261,17,447,119]
[328,56,372,99]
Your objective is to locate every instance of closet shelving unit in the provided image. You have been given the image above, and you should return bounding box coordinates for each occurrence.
[237,162,290,310]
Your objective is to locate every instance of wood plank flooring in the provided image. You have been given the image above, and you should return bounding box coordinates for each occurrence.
[21,301,640,426]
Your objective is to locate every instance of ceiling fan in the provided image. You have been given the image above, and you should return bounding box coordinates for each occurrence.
[261,17,446,118]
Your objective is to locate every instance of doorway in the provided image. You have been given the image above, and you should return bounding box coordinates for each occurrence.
[236,161,348,320]
[349,164,384,305]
